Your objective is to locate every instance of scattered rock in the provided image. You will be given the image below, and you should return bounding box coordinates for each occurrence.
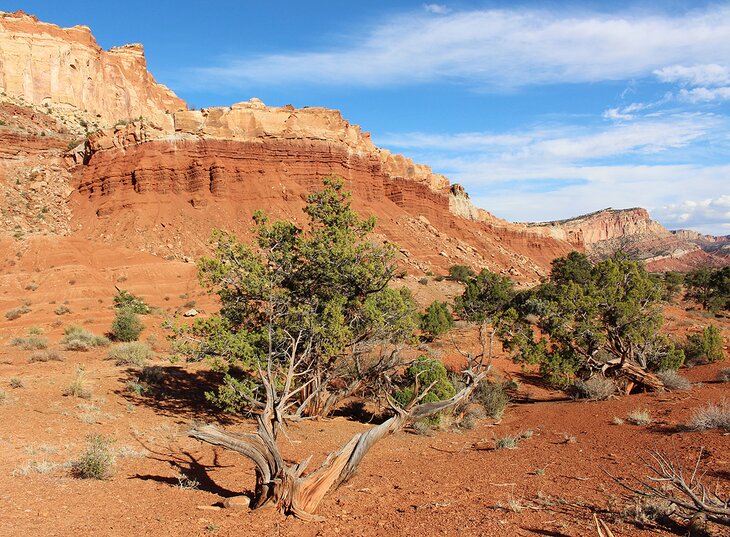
[223,495,251,510]
[183,308,198,317]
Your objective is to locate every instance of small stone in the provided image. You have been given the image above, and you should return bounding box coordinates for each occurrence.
[183,308,198,317]
[196,505,221,511]
[223,495,250,510]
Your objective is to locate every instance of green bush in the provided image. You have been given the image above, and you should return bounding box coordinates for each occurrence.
[393,355,456,409]
[61,325,110,351]
[107,342,152,366]
[684,325,725,364]
[110,308,144,342]
[70,434,115,479]
[420,301,454,340]
[448,265,476,283]
[113,289,150,314]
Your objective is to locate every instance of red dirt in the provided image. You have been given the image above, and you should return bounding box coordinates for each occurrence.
[0,291,728,537]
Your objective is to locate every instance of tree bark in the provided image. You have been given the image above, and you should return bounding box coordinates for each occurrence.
[189,374,484,520]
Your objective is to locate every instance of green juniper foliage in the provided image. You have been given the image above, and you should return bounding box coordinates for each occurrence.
[501,252,684,386]
[420,300,454,340]
[174,177,417,418]
[684,267,729,312]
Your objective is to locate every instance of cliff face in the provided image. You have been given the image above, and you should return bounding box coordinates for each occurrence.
[0,11,186,128]
[530,208,729,270]
[68,103,574,280]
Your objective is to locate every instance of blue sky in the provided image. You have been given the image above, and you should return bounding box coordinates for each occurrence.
[7,1,730,234]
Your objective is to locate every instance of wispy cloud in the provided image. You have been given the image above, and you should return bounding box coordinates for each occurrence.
[191,5,730,90]
[654,64,730,87]
[423,4,451,15]
[655,195,730,232]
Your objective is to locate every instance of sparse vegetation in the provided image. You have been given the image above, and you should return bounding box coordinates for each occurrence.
[28,350,63,363]
[110,308,144,342]
[5,305,31,320]
[495,435,519,450]
[63,366,91,399]
[684,266,729,312]
[626,409,652,425]
[686,399,730,431]
[572,375,616,400]
[113,289,150,314]
[0,389,6,404]
[11,332,49,350]
[107,341,152,366]
[9,377,24,389]
[475,380,510,419]
[448,264,476,282]
[655,370,692,390]
[70,434,115,480]
[61,325,109,351]
[719,368,730,382]
[54,304,71,315]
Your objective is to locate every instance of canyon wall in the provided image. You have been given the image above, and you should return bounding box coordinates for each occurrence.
[0,11,186,128]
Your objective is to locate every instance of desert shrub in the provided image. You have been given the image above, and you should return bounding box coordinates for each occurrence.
[63,366,91,399]
[448,265,476,282]
[684,325,725,364]
[393,355,456,407]
[61,325,109,350]
[139,365,165,384]
[11,334,48,350]
[495,435,519,450]
[112,289,150,314]
[687,399,730,431]
[418,277,429,285]
[627,409,652,425]
[475,380,510,419]
[107,342,152,366]
[572,376,616,400]
[0,389,5,403]
[420,300,454,340]
[719,368,730,383]
[5,305,31,320]
[28,350,63,363]
[125,381,146,395]
[70,434,115,479]
[656,370,692,390]
[54,304,71,316]
[110,308,144,342]
[9,377,24,389]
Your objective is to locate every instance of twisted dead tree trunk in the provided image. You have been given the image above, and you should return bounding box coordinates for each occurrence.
[189,370,485,521]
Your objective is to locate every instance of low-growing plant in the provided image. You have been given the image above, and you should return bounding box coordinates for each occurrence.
[5,305,31,320]
[110,308,144,342]
[656,370,692,391]
[572,376,616,400]
[70,434,115,479]
[475,380,510,419]
[139,365,165,384]
[107,341,152,366]
[686,399,730,431]
[54,304,71,316]
[11,334,48,350]
[495,435,519,450]
[61,325,109,351]
[12,460,58,477]
[63,366,91,399]
[112,289,150,314]
[28,350,63,363]
[420,300,454,340]
[9,377,24,389]
[627,409,652,425]
[719,368,730,383]
[612,417,625,425]
[125,381,146,396]
[0,389,6,404]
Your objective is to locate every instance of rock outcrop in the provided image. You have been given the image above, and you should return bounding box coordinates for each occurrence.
[530,208,729,271]
[0,11,185,128]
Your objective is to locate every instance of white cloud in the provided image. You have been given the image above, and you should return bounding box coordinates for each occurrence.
[654,195,730,231]
[191,5,730,89]
[423,4,451,15]
[378,114,719,162]
[654,64,730,86]
[678,86,730,102]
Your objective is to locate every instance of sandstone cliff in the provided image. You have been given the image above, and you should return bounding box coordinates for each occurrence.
[530,207,729,271]
[0,11,185,128]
